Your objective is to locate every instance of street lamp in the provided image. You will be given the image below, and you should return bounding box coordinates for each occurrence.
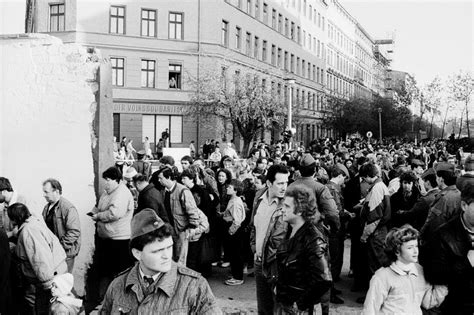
[284,78,296,148]
[378,107,382,142]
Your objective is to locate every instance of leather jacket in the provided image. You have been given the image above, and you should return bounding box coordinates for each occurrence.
[276,222,332,310]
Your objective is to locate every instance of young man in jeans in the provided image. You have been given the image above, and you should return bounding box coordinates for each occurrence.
[250,164,289,314]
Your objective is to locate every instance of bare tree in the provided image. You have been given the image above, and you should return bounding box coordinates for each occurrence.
[447,71,474,138]
[418,77,443,139]
[188,64,286,155]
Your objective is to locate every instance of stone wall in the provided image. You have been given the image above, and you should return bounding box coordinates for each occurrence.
[0,34,107,294]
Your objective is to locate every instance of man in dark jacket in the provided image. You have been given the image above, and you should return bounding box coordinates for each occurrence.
[390,171,421,227]
[250,164,289,314]
[133,174,168,222]
[395,168,439,231]
[421,162,461,244]
[423,184,474,315]
[276,185,332,313]
[42,178,81,273]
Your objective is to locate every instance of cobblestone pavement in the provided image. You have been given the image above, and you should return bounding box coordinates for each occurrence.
[209,240,364,314]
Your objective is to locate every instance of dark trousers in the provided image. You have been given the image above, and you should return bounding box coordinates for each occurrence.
[24,283,52,315]
[328,229,344,281]
[255,261,276,315]
[85,236,134,313]
[366,226,388,276]
[227,227,244,280]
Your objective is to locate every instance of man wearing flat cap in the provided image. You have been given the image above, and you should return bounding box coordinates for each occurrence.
[100,209,220,314]
[420,162,461,244]
[288,154,340,231]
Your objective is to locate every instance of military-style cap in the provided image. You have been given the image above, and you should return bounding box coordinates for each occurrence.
[435,162,455,174]
[420,168,435,179]
[131,208,165,240]
[300,153,316,167]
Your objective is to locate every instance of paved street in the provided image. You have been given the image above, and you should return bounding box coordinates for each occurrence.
[208,240,364,314]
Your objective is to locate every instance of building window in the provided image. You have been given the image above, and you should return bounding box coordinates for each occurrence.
[278,14,283,33]
[254,36,259,59]
[141,60,155,88]
[296,57,300,75]
[246,0,251,14]
[169,12,183,40]
[255,0,260,19]
[221,20,229,47]
[169,64,182,89]
[110,6,125,34]
[110,57,124,87]
[290,22,295,40]
[49,4,65,32]
[284,51,288,70]
[235,26,241,49]
[141,9,156,37]
[262,40,267,61]
[263,3,268,23]
[277,48,282,68]
[272,9,277,29]
[291,54,295,73]
[285,18,289,37]
[271,44,276,65]
[297,26,300,44]
[246,32,252,56]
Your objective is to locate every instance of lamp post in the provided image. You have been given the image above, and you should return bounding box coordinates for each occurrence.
[378,107,382,142]
[284,78,296,149]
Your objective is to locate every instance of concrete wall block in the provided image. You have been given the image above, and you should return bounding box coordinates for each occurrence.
[0,34,102,295]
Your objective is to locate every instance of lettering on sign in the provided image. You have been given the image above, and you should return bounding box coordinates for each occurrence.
[113,103,186,115]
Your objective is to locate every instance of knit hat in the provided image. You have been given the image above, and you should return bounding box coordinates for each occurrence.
[131,208,165,240]
[52,273,74,297]
[300,154,316,167]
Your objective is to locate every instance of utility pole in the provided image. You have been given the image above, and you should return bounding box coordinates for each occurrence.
[378,107,382,142]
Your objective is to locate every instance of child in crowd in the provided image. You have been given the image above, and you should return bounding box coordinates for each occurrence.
[222,179,246,286]
[362,225,447,315]
[50,273,82,315]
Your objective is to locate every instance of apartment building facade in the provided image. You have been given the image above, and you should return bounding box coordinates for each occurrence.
[33,0,392,149]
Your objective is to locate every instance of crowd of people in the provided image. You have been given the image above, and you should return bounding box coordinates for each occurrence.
[1,135,473,314]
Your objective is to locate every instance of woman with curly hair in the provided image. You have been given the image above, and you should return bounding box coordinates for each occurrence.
[362,225,448,315]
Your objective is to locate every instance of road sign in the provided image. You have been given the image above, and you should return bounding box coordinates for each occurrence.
[366,131,373,138]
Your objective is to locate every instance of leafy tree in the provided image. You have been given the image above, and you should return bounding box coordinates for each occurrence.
[188,65,286,155]
[447,71,473,138]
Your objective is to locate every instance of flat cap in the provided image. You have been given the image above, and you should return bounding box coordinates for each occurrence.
[131,208,165,240]
[300,153,316,167]
[137,150,146,156]
[435,162,455,174]
[411,159,425,167]
[421,168,435,179]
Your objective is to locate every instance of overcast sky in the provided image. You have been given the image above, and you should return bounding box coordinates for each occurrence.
[340,0,473,86]
[1,0,472,86]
